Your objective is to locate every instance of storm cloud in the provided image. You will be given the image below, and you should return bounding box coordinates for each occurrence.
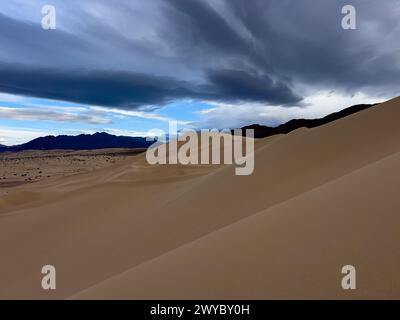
[0,63,301,107]
[0,0,399,109]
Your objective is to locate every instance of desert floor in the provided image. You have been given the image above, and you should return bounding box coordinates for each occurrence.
[0,97,399,299]
[0,149,145,189]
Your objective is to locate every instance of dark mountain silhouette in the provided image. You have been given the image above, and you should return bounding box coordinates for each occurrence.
[235,103,379,138]
[0,132,155,152]
[0,102,380,152]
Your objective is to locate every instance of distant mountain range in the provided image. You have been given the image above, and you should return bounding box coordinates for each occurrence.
[236,103,379,138]
[0,103,379,152]
[0,132,155,152]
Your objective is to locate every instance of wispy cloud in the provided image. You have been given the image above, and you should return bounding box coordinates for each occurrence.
[103,128,157,137]
[0,127,52,146]
[91,106,190,125]
[0,92,28,103]
[192,91,384,129]
[0,106,111,124]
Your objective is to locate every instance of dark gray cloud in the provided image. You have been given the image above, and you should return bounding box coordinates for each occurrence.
[205,69,301,104]
[0,62,193,108]
[0,12,97,68]
[161,0,400,97]
[161,0,249,54]
[0,0,399,109]
[0,62,302,107]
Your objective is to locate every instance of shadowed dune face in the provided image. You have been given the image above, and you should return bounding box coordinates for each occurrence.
[0,97,400,299]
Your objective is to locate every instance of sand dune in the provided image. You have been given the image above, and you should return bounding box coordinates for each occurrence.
[0,97,399,299]
[72,152,400,299]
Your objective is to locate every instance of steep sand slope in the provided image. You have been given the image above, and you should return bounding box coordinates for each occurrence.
[72,152,400,299]
[0,97,399,299]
